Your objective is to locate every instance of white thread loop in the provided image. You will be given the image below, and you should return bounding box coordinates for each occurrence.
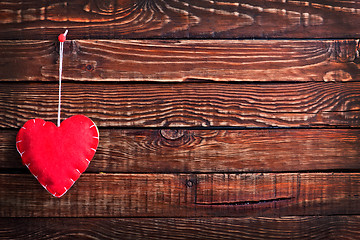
[58,30,68,127]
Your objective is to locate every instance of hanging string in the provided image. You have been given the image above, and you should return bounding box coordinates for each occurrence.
[58,30,68,127]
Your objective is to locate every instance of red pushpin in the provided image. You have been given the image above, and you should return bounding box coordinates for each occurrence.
[58,30,68,42]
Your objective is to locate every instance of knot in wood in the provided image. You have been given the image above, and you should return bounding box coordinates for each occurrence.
[160,129,185,140]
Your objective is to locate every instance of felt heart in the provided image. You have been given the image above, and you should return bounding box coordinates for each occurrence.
[16,115,99,198]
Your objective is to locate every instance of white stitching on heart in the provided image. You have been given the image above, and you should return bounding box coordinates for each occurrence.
[93,136,99,139]
[85,158,90,163]
[16,140,22,143]
[16,142,21,156]
[33,119,36,124]
[70,178,75,183]
[20,151,25,157]
[21,127,26,130]
[25,162,30,167]
[34,175,38,179]
[64,187,67,191]
[90,124,95,128]
[76,169,80,174]
[43,122,46,126]
[90,148,96,152]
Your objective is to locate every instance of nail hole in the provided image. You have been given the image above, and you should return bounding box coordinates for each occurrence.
[86,64,94,71]
[186,180,194,187]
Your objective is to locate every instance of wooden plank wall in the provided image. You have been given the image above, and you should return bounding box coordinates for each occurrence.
[1,0,360,239]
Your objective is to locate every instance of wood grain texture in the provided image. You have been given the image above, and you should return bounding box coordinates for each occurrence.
[2,128,360,173]
[1,82,360,128]
[0,173,359,217]
[1,40,359,82]
[1,216,359,239]
[2,0,359,238]
[1,0,360,39]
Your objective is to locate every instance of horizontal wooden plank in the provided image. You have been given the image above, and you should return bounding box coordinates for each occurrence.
[1,0,360,39]
[2,128,360,173]
[1,216,359,239]
[1,82,359,128]
[1,40,359,82]
[0,173,359,217]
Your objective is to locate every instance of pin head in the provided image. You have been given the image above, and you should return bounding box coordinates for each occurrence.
[58,30,68,42]
[58,34,66,42]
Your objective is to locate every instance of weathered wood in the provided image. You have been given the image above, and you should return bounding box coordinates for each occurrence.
[0,41,56,82]
[1,82,359,128]
[1,0,360,39]
[2,128,360,173]
[1,40,359,82]
[0,173,359,217]
[1,216,359,239]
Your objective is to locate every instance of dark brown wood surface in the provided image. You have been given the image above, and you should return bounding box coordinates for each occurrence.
[1,216,359,240]
[1,40,359,82]
[2,128,360,173]
[1,82,360,128]
[1,1,359,239]
[1,173,359,217]
[1,0,360,39]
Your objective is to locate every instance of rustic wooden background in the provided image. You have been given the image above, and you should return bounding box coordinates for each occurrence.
[1,0,360,239]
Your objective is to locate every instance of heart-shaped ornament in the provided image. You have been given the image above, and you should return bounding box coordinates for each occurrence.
[16,115,99,198]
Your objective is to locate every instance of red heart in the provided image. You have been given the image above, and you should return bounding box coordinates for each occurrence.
[16,115,99,198]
